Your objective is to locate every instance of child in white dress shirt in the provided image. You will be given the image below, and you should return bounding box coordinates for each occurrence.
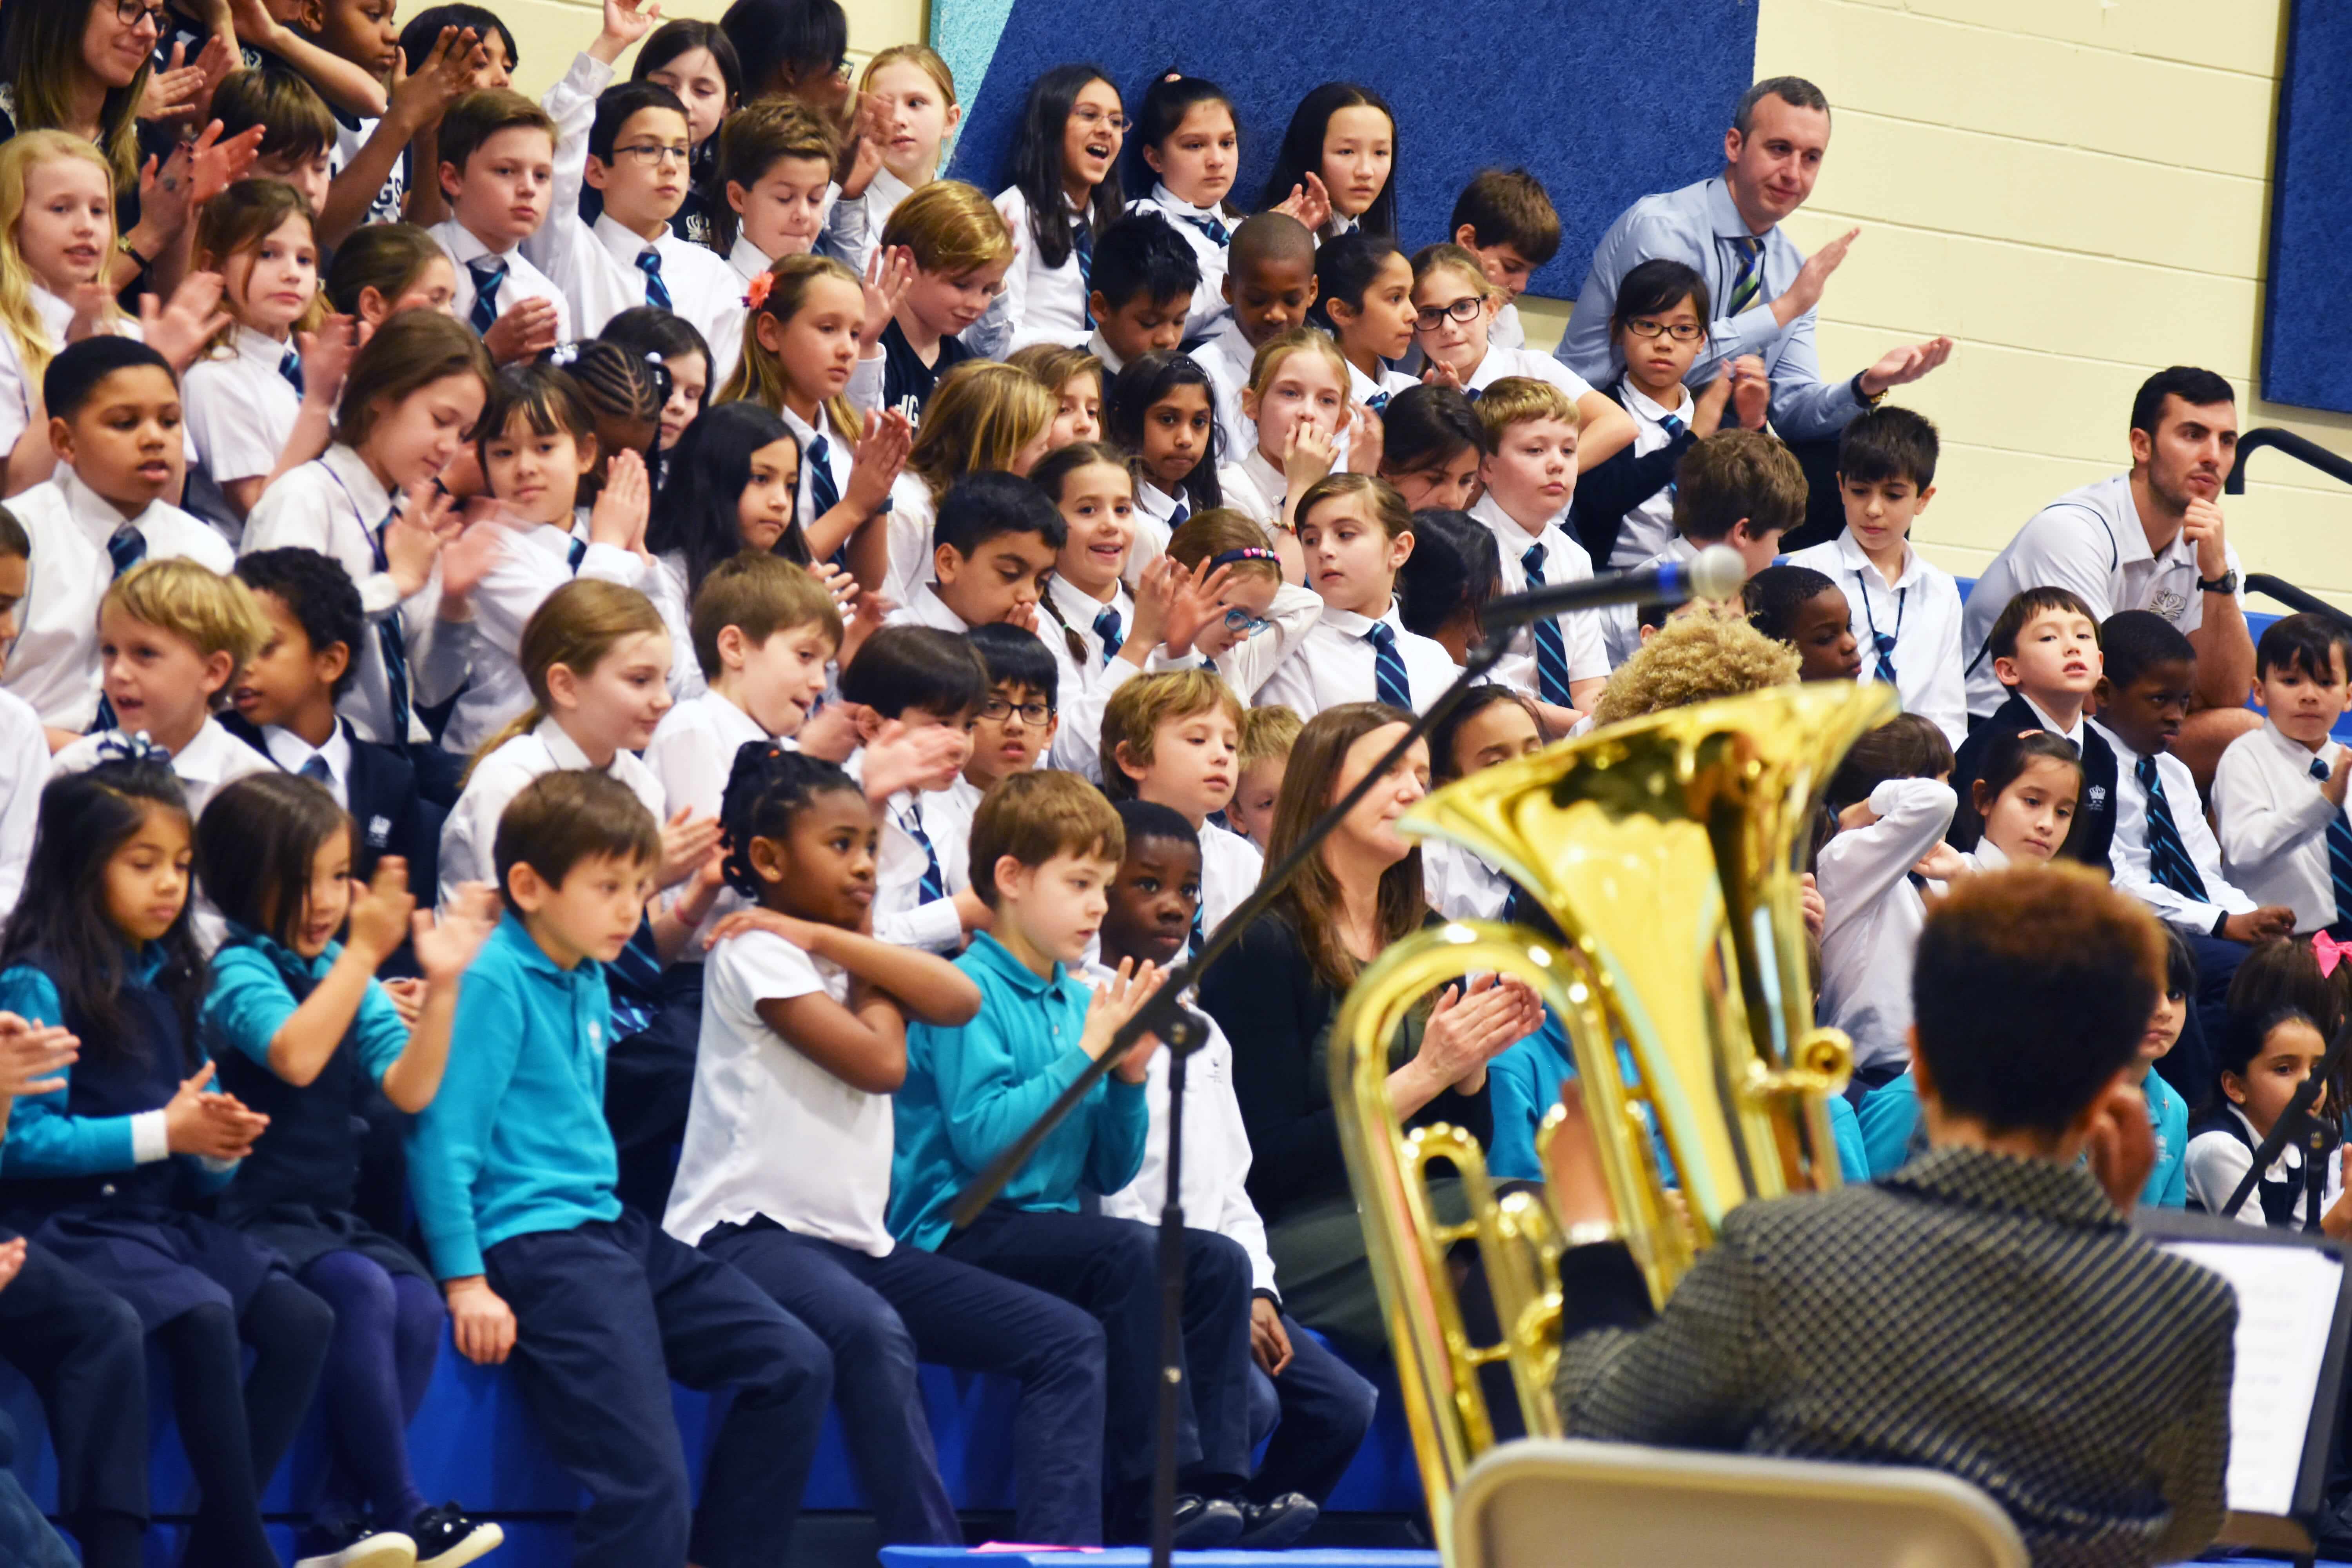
[243,310,493,749]
[1258,475,1454,717]
[1102,670,1260,956]
[2215,614,2352,937]
[632,19,740,249]
[1374,385,1484,514]
[428,89,570,361]
[884,471,1062,639]
[600,303,713,467]
[1597,429,1807,669]
[708,97,841,324]
[322,221,461,324]
[1007,343,1105,450]
[1164,514,1325,705]
[0,510,43,913]
[183,181,340,529]
[1446,169,1560,357]
[643,400,804,696]
[876,361,1052,605]
[1,339,234,735]
[719,253,912,567]
[1190,214,1319,460]
[837,625,992,953]
[1468,377,1608,726]
[1567,260,1722,571]
[1744,566,1863,682]
[1127,75,1244,338]
[858,45,960,235]
[1257,83,1393,243]
[1083,214,1197,378]
[1105,350,1224,569]
[2183,1008,2352,1229]
[942,623,1062,849]
[1221,329,1357,584]
[1031,442,1153,779]
[1409,244,1634,468]
[1311,236,1417,417]
[996,65,1127,351]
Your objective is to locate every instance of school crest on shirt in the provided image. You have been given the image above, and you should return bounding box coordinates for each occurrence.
[2087,783,2109,813]
[366,815,392,849]
[2149,589,2189,624]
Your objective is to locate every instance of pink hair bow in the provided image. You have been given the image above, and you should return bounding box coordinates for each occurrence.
[2315,930,2349,978]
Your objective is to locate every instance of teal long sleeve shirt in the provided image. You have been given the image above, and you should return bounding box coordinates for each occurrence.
[889,932,1149,1251]
[404,913,621,1279]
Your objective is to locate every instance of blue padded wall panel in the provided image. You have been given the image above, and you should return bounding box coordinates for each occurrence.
[2261,0,2352,415]
[935,1,1759,301]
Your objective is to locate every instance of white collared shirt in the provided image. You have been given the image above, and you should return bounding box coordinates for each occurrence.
[1198,820,1260,940]
[646,690,772,826]
[881,471,939,608]
[53,715,273,820]
[1471,493,1608,700]
[1188,311,1258,460]
[1786,529,1966,746]
[1128,184,1233,337]
[439,716,665,904]
[1084,329,1127,380]
[1256,599,1457,719]
[666,926,894,1254]
[441,516,646,757]
[873,786,965,953]
[1041,572,1141,782]
[995,185,1092,350]
[1962,473,2245,719]
[778,399,858,536]
[183,324,301,485]
[429,218,572,345]
[244,443,449,745]
[1421,838,1510,924]
[1599,535,1696,670]
[884,581,973,632]
[2214,720,2352,933]
[0,468,234,728]
[1216,448,1289,535]
[866,163,918,235]
[1343,354,1416,417]
[1461,343,1594,402]
[0,688,47,915]
[2093,717,2256,932]
[1089,958,1278,1293]
[2185,1104,2346,1228]
[1604,380,1696,569]
[1815,777,1957,1071]
[1490,300,1526,352]
[261,721,355,811]
[0,286,76,459]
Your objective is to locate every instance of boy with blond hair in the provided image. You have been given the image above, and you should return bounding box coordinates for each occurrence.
[1233,705,1301,848]
[1102,670,1259,955]
[1471,376,1607,728]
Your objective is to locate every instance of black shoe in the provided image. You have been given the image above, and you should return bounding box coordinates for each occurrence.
[1234,1492,1319,1549]
[408,1503,504,1568]
[1168,1495,1246,1550]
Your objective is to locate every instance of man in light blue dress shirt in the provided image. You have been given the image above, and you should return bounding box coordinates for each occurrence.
[1556,78,1953,539]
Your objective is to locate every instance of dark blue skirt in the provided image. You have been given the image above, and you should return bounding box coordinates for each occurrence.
[31,1203,290,1331]
[219,1201,429,1283]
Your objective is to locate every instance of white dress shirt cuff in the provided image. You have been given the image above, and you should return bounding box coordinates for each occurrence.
[130,1108,171,1164]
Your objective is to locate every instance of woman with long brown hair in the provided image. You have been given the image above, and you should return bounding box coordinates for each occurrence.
[1196,702,1539,1359]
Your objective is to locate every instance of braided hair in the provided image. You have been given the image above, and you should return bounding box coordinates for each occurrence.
[719,741,863,899]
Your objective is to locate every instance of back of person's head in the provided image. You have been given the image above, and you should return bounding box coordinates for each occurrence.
[934,472,1066,561]
[599,305,713,385]
[589,80,690,166]
[1607,257,1710,339]
[2256,611,2352,683]
[1672,430,1807,543]
[1913,864,2161,1137]
[969,768,1125,906]
[1472,376,1577,446]
[1448,167,1559,266]
[1741,563,1837,642]
[1592,608,1799,726]
[711,97,837,252]
[1379,384,1484,473]
[881,179,1014,278]
[43,336,172,424]
[106,559,269,690]
[473,580,666,769]
[1,760,201,1053]
[2227,935,2343,1041]
[907,359,1054,503]
[1100,668,1241,802]
[209,67,335,167]
[688,551,838,679]
[719,0,847,97]
[2100,608,2196,690]
[0,504,28,564]
[235,547,367,700]
[838,624,988,721]
[336,309,494,448]
[324,222,452,317]
[1090,211,1200,311]
[436,90,556,187]
[196,773,350,946]
[1825,712,1955,813]
[2129,365,2236,437]
[494,768,661,912]
[400,4,519,74]
[1837,404,1938,490]
[1986,584,2097,666]
[968,619,1058,704]
[1395,508,1499,641]
[1240,704,1302,772]
[1956,727,2083,848]
[650,401,806,587]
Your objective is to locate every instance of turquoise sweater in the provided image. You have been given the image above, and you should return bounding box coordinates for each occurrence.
[405,913,622,1279]
[1857,1066,2185,1208]
[890,932,1149,1251]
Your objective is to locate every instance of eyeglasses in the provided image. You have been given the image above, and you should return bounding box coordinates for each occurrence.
[116,0,167,27]
[1624,317,1704,343]
[980,696,1055,727]
[1071,106,1129,134]
[1222,608,1272,637]
[1412,296,1484,334]
[613,142,692,167]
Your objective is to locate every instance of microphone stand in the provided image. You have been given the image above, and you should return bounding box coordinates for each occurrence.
[2220,1019,2351,1230]
[947,632,1522,1568]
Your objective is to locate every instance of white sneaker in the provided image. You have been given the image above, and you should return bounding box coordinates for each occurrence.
[294,1530,419,1568]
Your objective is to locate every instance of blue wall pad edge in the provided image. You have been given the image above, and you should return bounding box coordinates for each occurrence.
[2260,0,2352,415]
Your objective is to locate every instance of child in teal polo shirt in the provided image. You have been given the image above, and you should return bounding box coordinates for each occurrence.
[405,769,833,1568]
[889,769,1260,1548]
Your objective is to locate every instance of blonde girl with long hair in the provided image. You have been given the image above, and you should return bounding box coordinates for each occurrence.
[720,252,912,569]
[858,44,961,230]
[869,358,1051,603]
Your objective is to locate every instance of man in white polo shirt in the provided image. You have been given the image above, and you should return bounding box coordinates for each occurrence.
[1960,366,2258,780]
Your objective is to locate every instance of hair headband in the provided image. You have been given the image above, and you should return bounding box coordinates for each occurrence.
[1208,547,1278,568]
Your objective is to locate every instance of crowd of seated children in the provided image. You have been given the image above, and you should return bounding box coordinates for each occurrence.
[0,11,2328,1563]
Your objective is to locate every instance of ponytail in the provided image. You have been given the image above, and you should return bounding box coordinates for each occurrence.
[715,254,865,445]
[465,579,668,781]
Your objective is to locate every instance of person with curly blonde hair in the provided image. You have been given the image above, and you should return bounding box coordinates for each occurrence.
[1590,603,1798,726]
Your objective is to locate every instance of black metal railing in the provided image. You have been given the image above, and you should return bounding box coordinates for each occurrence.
[2247,573,2352,632]
[2225,426,2352,494]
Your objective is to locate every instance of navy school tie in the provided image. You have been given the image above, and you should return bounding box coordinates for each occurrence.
[1364,620,1411,710]
[366,505,414,733]
[91,527,147,731]
[806,432,842,520]
[905,802,947,902]
[278,345,304,398]
[1093,605,1123,664]
[1520,543,1574,706]
[1365,390,1390,414]
[1725,235,1766,316]
[467,257,508,335]
[566,535,588,571]
[1183,212,1230,248]
[2138,754,2209,901]
[299,754,332,784]
[1073,218,1095,328]
[637,249,672,311]
[2308,756,2352,936]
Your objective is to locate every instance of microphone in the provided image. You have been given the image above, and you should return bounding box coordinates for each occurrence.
[1479,544,1748,630]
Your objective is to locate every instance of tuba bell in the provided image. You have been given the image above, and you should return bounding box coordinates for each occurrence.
[1330,682,1898,1559]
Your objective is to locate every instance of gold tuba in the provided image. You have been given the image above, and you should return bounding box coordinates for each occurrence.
[1329,682,1897,1558]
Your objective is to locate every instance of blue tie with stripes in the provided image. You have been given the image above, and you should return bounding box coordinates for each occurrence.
[906,801,947,902]
[1725,235,1766,316]
[2309,756,2352,935]
[1364,621,1411,710]
[1520,543,1574,706]
[366,504,413,734]
[1073,218,1095,328]
[467,258,507,335]
[278,345,304,397]
[1093,605,1123,664]
[637,249,671,310]
[2138,755,2207,901]
[1183,212,1230,247]
[1365,390,1390,414]
[91,527,147,731]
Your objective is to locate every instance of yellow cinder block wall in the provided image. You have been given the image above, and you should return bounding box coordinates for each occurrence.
[500,0,2352,605]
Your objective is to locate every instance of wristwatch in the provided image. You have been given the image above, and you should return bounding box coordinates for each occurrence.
[2196,570,2239,594]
